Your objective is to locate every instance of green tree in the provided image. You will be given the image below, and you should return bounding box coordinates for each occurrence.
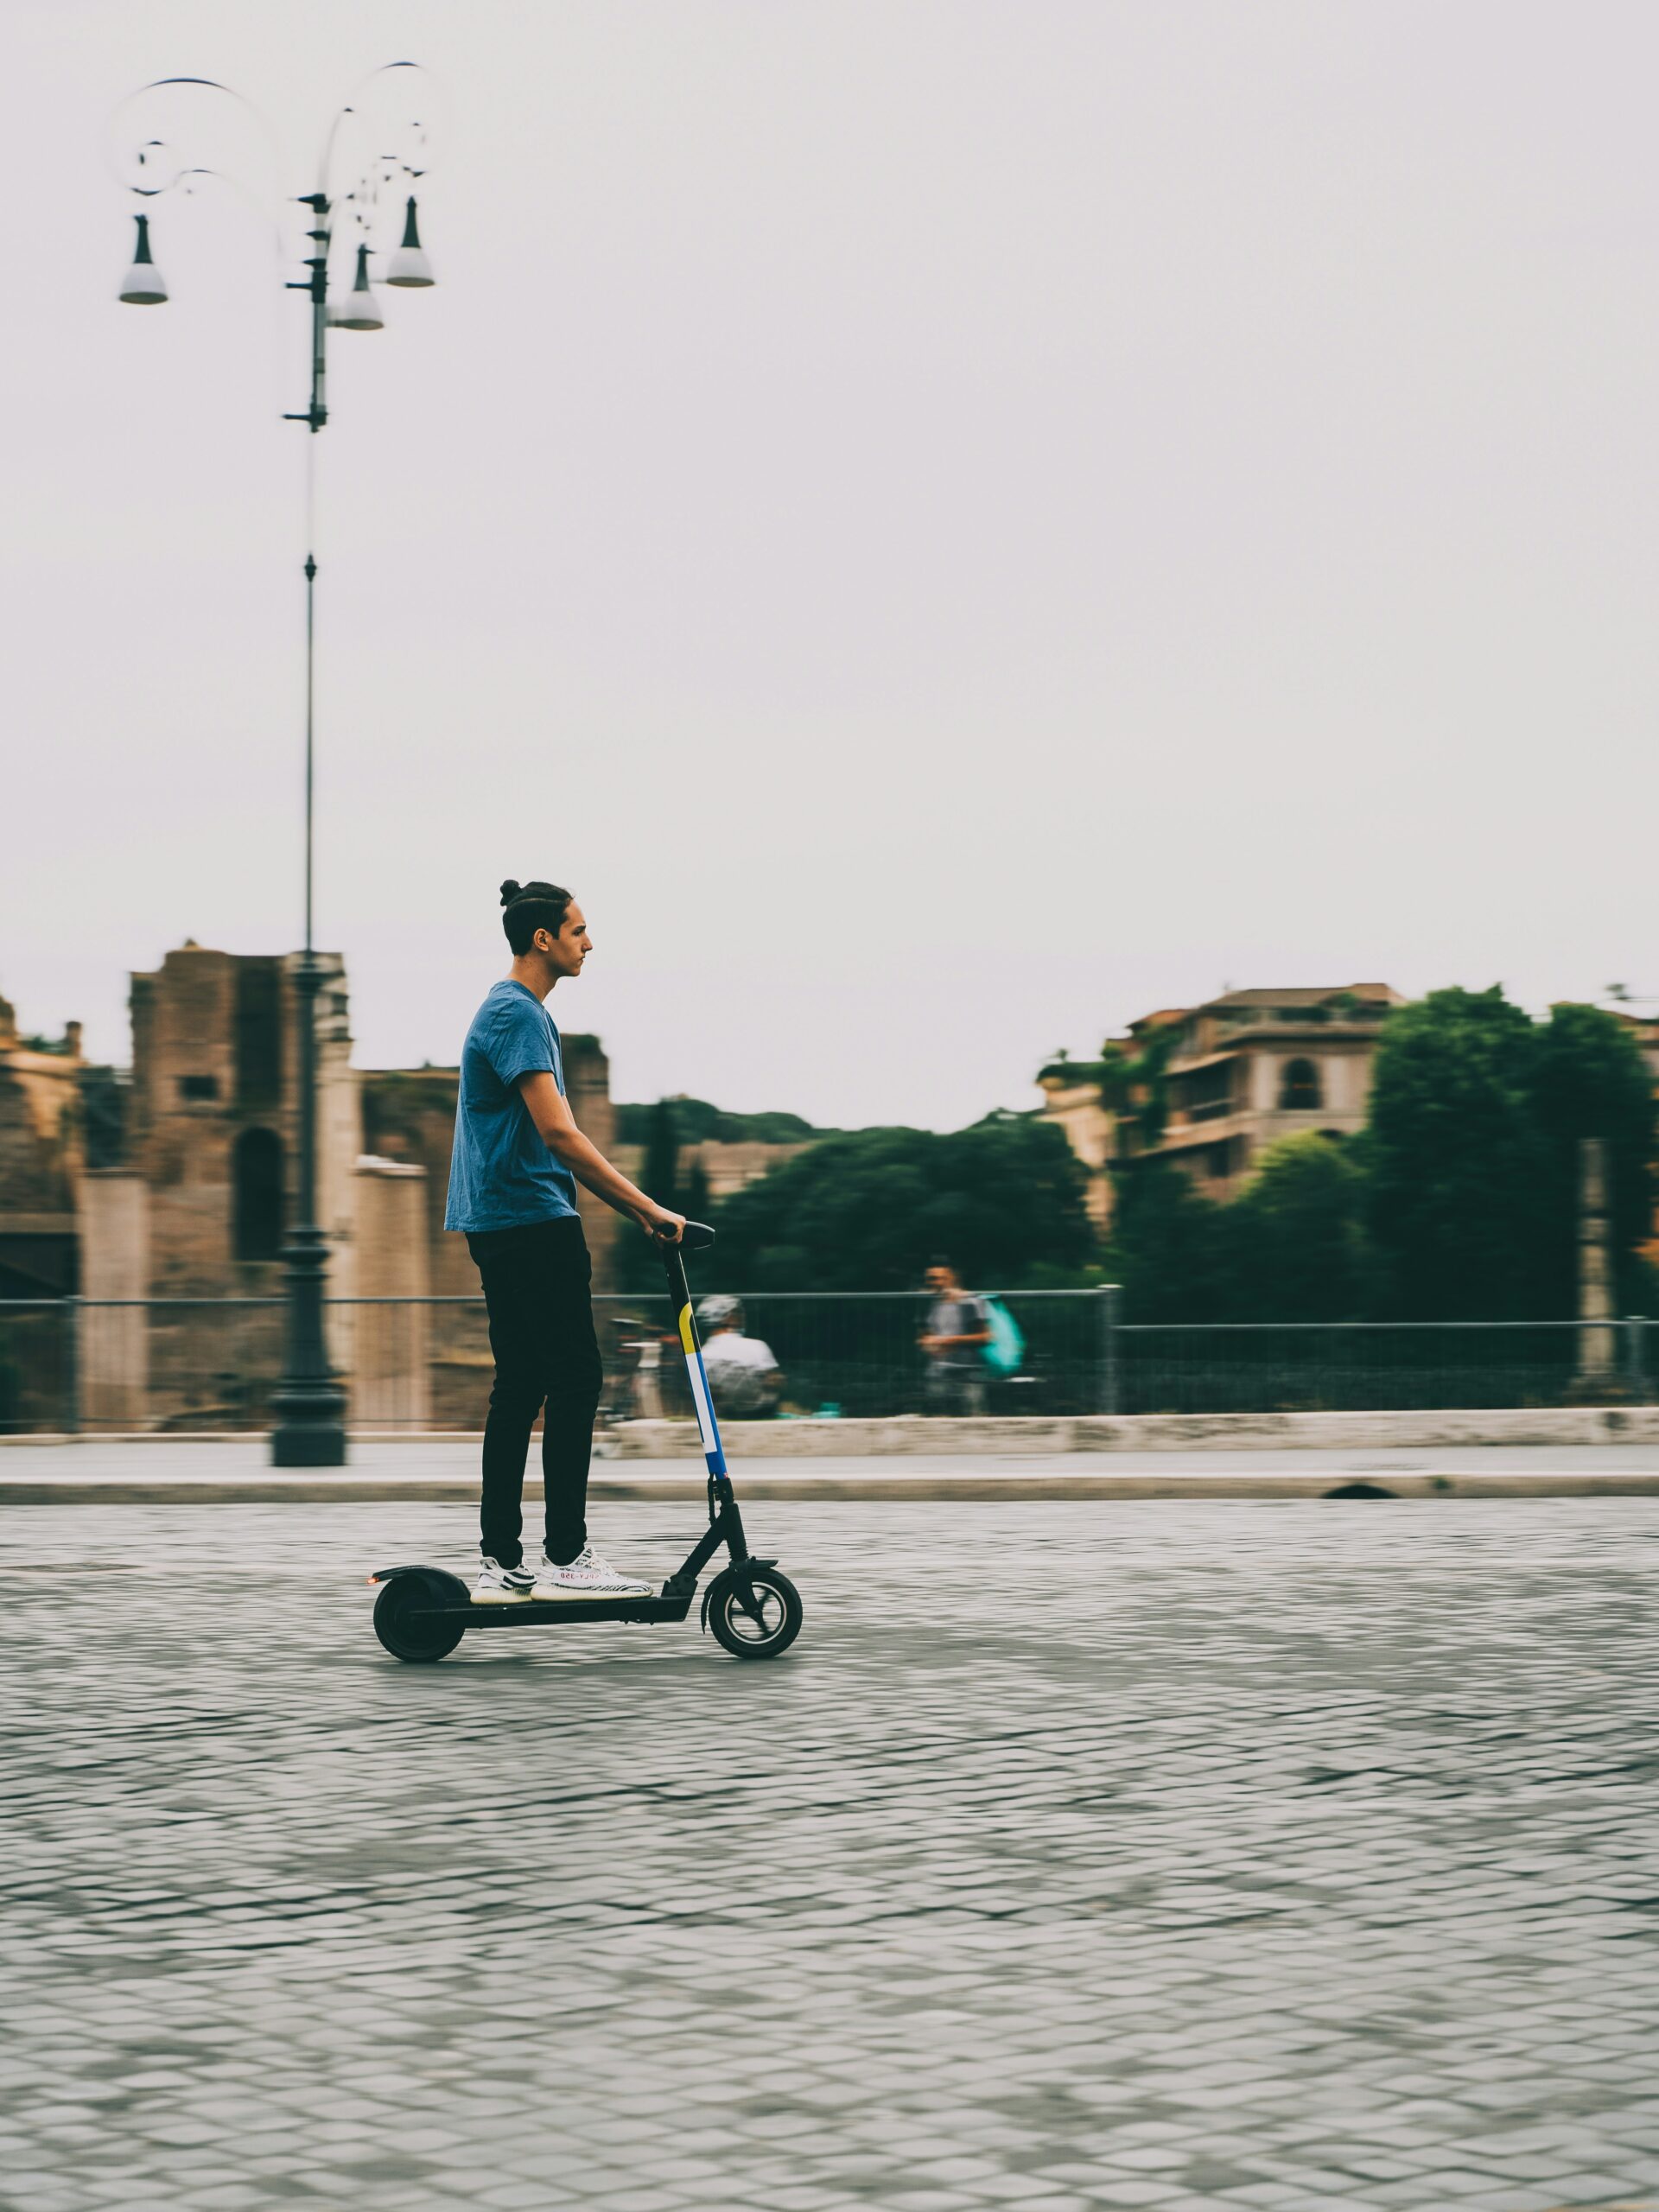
[682,1155,712,1228]
[1363,986,1553,1318]
[1105,1161,1232,1322]
[613,1096,832,1145]
[1107,1138,1370,1323]
[640,1097,680,1207]
[709,1116,1093,1290]
[1529,1001,1656,1308]
[1099,1026,1179,1155]
[1363,988,1657,1318]
[1228,1133,1370,1320]
[620,1097,687,1291]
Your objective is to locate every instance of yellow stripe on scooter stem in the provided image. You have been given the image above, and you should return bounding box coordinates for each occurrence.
[678,1307,696,1355]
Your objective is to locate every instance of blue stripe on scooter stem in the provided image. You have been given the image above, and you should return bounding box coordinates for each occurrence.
[677,1299,728,1477]
[688,1348,726,1474]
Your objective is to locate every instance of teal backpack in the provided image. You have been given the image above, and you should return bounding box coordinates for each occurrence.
[980,1297,1025,1378]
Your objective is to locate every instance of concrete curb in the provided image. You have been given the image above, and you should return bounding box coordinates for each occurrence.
[610,1408,1659,1454]
[7,1408,1659,1455]
[3,1470,1659,1505]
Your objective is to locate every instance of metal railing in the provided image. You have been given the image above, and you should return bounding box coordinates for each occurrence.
[0,1294,1651,1433]
[1109,1317,1649,1415]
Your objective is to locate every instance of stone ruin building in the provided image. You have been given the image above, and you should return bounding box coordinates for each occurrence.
[0,945,618,1432]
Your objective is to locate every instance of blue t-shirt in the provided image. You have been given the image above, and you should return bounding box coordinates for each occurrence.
[444,982,580,1232]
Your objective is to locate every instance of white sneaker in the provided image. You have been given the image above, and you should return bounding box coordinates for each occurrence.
[474,1557,535,1605]
[532,1544,652,1599]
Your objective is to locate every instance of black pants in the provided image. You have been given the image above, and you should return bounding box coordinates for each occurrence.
[466,1216,602,1570]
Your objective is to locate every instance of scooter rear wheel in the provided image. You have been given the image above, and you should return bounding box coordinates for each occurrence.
[374,1572,467,1663]
[707,1567,803,1661]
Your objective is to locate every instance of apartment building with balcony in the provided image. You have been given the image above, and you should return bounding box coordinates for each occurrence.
[1146,983,1402,1188]
[1038,982,1405,1229]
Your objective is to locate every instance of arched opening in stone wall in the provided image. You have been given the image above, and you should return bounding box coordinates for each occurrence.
[233,1127,285,1262]
[1279,1058,1323,1110]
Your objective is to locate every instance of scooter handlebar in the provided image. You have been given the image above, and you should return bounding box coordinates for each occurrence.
[652,1219,715,1253]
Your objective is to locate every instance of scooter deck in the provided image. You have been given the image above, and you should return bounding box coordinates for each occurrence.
[416,1591,696,1630]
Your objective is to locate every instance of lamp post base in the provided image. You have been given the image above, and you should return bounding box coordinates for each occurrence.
[270,1407,346,1459]
[271,1219,348,1467]
[270,1389,349,1465]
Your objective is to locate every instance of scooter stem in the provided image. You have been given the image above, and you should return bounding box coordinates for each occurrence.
[658,1225,728,1485]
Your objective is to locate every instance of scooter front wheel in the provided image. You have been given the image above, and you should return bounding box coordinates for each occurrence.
[706,1567,803,1661]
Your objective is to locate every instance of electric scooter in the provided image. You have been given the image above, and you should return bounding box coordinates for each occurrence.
[368,1223,803,1664]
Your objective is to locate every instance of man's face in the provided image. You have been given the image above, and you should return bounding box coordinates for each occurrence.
[539,901,591,980]
[924,1267,957,1298]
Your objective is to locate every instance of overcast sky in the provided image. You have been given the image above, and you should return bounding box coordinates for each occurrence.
[4,1,1657,1128]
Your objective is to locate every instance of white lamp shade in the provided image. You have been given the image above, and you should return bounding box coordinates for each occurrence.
[119,263,168,305]
[385,242,435,288]
[332,242,384,330]
[331,294,385,330]
[118,213,168,304]
[385,195,435,289]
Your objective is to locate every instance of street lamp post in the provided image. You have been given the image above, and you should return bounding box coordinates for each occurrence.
[113,67,437,1466]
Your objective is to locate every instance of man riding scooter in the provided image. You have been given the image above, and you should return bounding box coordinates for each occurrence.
[443,876,685,1605]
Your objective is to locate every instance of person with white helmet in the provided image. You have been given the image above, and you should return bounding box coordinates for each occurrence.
[696,1295,783,1418]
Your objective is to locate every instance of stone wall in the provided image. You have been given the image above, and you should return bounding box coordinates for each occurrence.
[608,1137,810,1208]
[78,1172,149,1427]
[5,952,626,1428]
[359,1031,620,1295]
[351,1158,430,1426]
[607,1405,1659,1458]
[126,944,361,1300]
[0,994,85,1295]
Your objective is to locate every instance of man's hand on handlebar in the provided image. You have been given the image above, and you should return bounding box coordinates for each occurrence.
[639,1203,686,1245]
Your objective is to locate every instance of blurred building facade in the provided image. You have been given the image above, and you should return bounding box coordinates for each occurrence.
[359,1045,620,1296]
[1032,1058,1116,1235]
[609,1135,812,1205]
[1608,1007,1659,1263]
[1039,983,1406,1230]
[118,945,359,1299]
[0,944,620,1428]
[0,994,86,1298]
[1610,1007,1659,1086]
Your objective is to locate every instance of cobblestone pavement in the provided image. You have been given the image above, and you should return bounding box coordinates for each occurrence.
[3,1498,1658,2212]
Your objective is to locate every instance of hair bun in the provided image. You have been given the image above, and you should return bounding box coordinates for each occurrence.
[499,879,523,906]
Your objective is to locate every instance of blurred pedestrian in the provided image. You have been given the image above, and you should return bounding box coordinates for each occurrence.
[919,1259,992,1415]
[697,1295,783,1418]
